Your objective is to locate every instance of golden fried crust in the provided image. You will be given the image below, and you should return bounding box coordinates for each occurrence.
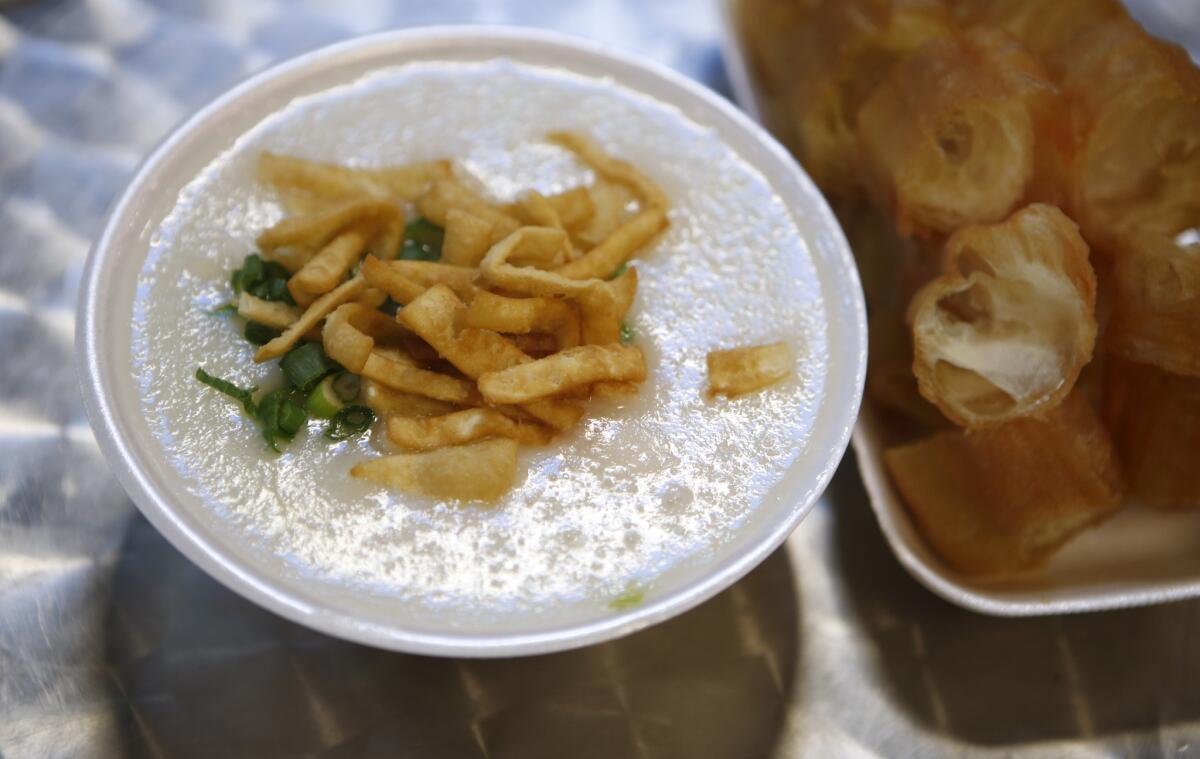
[857,29,1057,237]
[1105,359,1200,509]
[910,204,1097,428]
[1107,233,1200,378]
[1056,18,1200,255]
[885,391,1123,575]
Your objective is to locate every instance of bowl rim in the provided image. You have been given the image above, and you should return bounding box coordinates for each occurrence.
[76,24,867,656]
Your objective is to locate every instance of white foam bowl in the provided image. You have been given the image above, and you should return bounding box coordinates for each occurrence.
[77,27,866,655]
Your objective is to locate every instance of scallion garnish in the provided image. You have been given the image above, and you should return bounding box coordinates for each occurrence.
[608,262,629,280]
[280,343,333,390]
[331,372,361,403]
[262,261,291,281]
[277,398,308,436]
[208,303,237,317]
[266,276,294,304]
[195,367,257,416]
[324,405,374,441]
[619,321,635,345]
[244,321,280,346]
[257,388,284,452]
[379,297,402,317]
[306,376,345,419]
[399,218,444,261]
[231,254,264,294]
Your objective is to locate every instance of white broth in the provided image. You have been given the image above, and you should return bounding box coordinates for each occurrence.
[132,60,827,616]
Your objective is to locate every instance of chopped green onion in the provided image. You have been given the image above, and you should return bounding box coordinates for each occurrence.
[256,388,285,452]
[231,254,264,294]
[262,261,291,281]
[266,277,293,303]
[194,367,257,416]
[400,218,444,261]
[619,321,635,345]
[379,297,401,317]
[608,586,645,610]
[608,262,629,280]
[244,321,280,346]
[324,405,375,441]
[277,398,308,436]
[208,303,237,317]
[331,372,361,403]
[281,343,332,390]
[306,376,345,419]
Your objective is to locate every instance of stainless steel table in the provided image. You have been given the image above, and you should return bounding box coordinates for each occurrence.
[2,1,1197,757]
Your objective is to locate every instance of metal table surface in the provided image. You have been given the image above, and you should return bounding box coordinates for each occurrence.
[1,1,1197,757]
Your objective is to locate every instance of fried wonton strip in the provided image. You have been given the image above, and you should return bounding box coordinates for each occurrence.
[361,379,461,418]
[370,257,478,299]
[857,29,1055,237]
[464,290,581,349]
[547,131,669,210]
[910,204,1097,428]
[441,209,496,267]
[360,255,428,304]
[518,190,564,229]
[579,267,637,345]
[258,152,450,202]
[288,224,374,306]
[555,208,666,280]
[256,199,397,252]
[365,211,404,261]
[263,245,320,274]
[479,228,606,297]
[362,161,453,201]
[258,152,388,199]
[479,344,647,404]
[322,303,407,373]
[323,304,374,373]
[360,255,477,304]
[571,181,637,250]
[254,276,366,362]
[885,391,1123,575]
[592,381,640,398]
[545,186,595,229]
[395,284,465,355]
[706,342,793,398]
[360,350,476,404]
[1105,359,1200,509]
[399,285,585,429]
[1107,232,1200,377]
[236,292,301,330]
[510,333,559,357]
[351,438,518,502]
[355,287,388,310]
[418,178,521,238]
[387,408,553,450]
[520,399,585,431]
[506,226,570,269]
[399,286,525,375]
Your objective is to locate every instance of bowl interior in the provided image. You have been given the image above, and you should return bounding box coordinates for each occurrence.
[79,28,865,655]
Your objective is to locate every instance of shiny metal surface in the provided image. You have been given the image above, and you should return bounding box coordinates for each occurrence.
[1,1,1198,757]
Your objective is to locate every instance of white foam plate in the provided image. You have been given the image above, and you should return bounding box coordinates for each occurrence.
[721,0,1200,616]
[77,27,866,655]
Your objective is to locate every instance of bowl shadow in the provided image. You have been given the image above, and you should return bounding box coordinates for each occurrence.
[827,449,1200,747]
[105,514,802,759]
